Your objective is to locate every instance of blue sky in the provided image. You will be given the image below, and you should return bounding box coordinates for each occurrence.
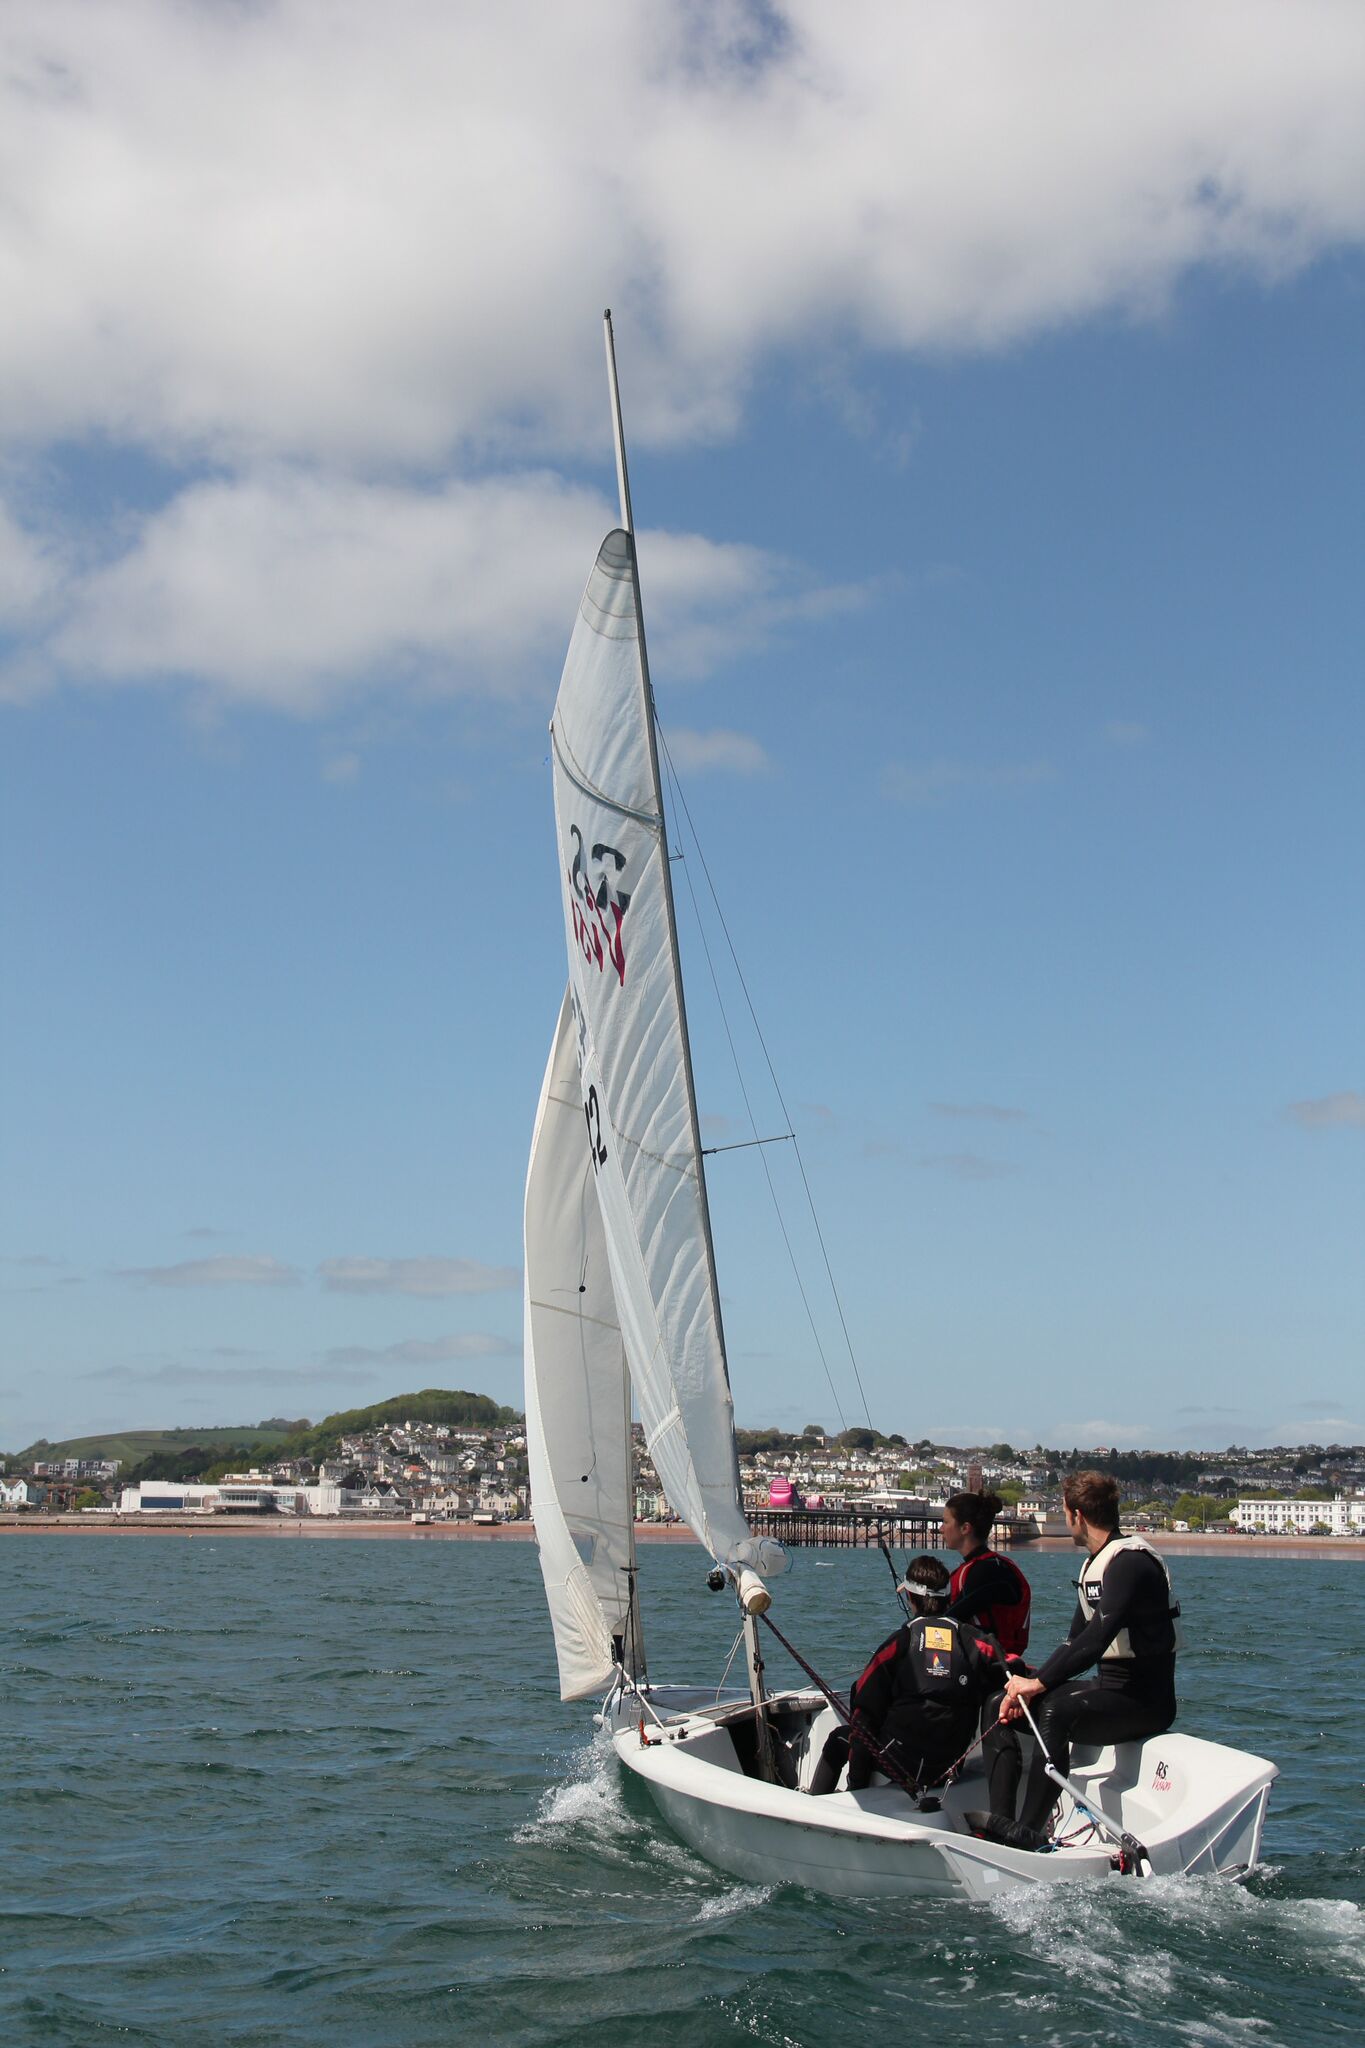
[2,2,1362,1455]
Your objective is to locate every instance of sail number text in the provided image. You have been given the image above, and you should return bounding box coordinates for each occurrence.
[584,1086,608,1171]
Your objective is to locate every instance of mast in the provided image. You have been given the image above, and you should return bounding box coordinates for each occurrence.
[603,311,773,1775]
[619,1334,646,1685]
[603,309,635,536]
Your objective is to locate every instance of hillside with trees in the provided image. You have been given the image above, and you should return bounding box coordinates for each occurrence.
[14,1392,521,1489]
[14,1422,305,1470]
[276,1388,519,1464]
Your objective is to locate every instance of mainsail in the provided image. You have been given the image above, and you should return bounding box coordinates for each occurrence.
[524,988,638,1701]
[525,317,783,1702]
[536,526,767,1577]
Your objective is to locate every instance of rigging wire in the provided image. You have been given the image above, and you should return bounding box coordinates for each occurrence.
[657,727,875,1433]
[659,736,850,1437]
[714,1626,748,1703]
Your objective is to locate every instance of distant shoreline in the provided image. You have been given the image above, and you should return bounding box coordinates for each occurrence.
[1021,1532,1365,1561]
[0,1514,698,1544]
[3,1515,1363,1561]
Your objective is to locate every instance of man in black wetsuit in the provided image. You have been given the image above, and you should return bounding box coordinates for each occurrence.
[969,1470,1181,1850]
[810,1555,1006,1796]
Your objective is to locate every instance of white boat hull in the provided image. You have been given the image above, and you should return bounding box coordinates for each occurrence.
[607,1687,1276,1900]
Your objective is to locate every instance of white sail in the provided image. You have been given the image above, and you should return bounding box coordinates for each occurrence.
[549,529,770,1572]
[524,988,639,1701]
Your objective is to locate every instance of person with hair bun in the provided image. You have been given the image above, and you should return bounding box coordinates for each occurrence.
[968,1469,1182,1851]
[810,1554,1006,1798]
[941,1490,1031,1661]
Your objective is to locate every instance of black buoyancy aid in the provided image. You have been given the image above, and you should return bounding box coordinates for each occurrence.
[949,1548,1031,1657]
[903,1614,980,1700]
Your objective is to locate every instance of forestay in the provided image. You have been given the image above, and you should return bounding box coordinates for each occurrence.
[549,529,770,1574]
[524,989,638,1701]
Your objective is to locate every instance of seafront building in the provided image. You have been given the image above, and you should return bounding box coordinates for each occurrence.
[118,1477,410,1517]
[1232,1496,1365,1537]
[1,1477,47,1509]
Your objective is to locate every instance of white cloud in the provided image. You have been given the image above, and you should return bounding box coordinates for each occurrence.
[38,470,609,711]
[1050,1419,1156,1449]
[323,1333,516,1366]
[1288,1091,1365,1130]
[80,1360,372,1386]
[0,498,62,624]
[663,726,771,776]
[115,1254,301,1288]
[1,3,1361,467]
[317,1256,519,1297]
[1,468,847,709]
[1,2,1361,712]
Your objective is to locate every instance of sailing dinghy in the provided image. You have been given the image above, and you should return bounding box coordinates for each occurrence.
[524,312,1277,1899]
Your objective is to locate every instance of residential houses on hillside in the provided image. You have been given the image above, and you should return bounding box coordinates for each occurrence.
[5,1419,1364,1531]
[111,1419,536,1520]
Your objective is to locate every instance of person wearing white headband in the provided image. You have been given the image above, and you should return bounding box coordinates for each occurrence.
[810,1554,1008,1797]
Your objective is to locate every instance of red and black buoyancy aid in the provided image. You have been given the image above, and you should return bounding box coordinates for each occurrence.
[948,1548,1032,1658]
[850,1613,1002,1743]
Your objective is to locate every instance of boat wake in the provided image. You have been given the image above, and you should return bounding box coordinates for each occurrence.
[514,1733,634,1849]
[692,1881,773,1922]
[987,1862,1364,2031]
[515,1735,774,1918]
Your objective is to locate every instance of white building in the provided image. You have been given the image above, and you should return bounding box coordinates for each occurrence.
[1,1478,46,1508]
[38,1457,120,1479]
[118,1477,421,1517]
[1232,1496,1365,1536]
[118,1479,311,1514]
[478,1486,524,1519]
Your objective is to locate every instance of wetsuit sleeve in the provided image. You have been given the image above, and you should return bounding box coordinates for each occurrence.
[963,1630,1008,1696]
[1037,1551,1160,1689]
[849,1630,902,1726]
[946,1555,1022,1625]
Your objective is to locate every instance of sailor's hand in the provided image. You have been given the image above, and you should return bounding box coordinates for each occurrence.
[1002,1674,1045,1719]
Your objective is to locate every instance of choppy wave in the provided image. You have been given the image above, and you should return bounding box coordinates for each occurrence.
[2,1537,1360,2048]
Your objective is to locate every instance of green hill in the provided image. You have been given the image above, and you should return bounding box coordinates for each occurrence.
[279,1388,520,1462]
[15,1423,302,1469]
[12,1391,521,1478]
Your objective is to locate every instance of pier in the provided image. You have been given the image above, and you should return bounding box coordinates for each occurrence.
[747,1506,1036,1550]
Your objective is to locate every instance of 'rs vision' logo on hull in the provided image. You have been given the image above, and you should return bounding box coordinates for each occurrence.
[568,825,631,988]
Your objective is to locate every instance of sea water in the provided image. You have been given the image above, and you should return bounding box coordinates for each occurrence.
[2,1536,1361,2047]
